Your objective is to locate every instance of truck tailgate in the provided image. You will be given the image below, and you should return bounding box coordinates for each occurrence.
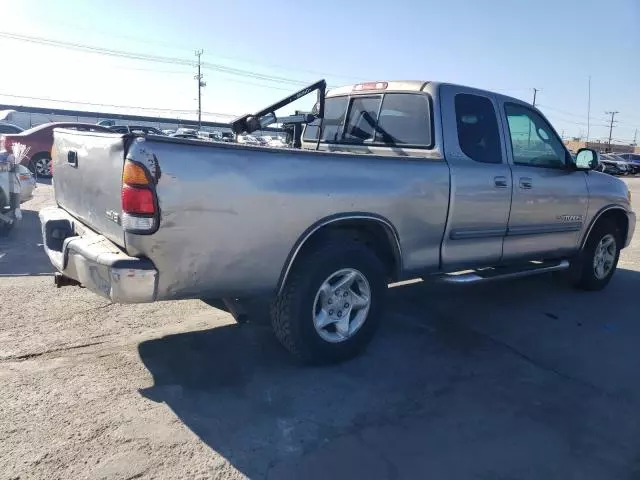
[52,129,127,247]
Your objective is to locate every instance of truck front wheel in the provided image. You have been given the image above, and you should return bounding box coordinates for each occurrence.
[271,236,387,364]
[572,219,621,291]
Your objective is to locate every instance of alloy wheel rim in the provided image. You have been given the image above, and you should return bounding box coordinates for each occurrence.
[312,268,371,343]
[35,158,52,176]
[593,233,616,280]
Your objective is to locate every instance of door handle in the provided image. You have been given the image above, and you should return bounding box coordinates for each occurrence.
[493,176,508,188]
[519,177,533,189]
[67,151,78,167]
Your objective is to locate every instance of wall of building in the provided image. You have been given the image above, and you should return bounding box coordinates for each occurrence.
[564,140,638,154]
[0,105,282,137]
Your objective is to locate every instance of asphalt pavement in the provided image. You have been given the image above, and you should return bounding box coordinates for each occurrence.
[1,178,639,479]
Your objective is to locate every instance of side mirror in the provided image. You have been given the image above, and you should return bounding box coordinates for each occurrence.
[575,148,598,170]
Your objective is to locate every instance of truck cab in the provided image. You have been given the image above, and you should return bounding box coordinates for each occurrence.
[302,80,632,270]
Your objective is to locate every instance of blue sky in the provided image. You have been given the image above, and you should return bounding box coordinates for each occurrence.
[1,0,638,143]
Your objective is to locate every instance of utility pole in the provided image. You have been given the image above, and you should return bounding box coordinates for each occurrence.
[532,88,539,107]
[634,128,638,146]
[586,76,591,143]
[194,50,206,129]
[605,111,619,151]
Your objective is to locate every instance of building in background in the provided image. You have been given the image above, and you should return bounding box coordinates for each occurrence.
[0,104,282,139]
[564,139,639,154]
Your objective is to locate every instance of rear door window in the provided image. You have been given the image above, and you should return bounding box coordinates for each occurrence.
[454,94,502,164]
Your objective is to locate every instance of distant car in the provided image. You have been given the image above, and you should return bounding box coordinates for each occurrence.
[598,154,629,176]
[616,153,640,174]
[170,133,199,140]
[267,137,288,148]
[16,164,36,203]
[0,123,23,134]
[0,122,112,177]
[175,128,198,136]
[109,125,165,135]
[162,129,175,136]
[237,134,262,145]
[197,131,223,141]
[607,154,637,174]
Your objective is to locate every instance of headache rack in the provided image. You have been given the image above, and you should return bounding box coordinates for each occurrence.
[230,79,326,148]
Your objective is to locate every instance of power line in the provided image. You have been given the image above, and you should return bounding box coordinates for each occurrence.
[0,31,316,88]
[1,19,363,82]
[537,104,609,123]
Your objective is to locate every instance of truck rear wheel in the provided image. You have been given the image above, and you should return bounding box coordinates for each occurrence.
[572,219,621,291]
[0,215,14,236]
[271,236,387,364]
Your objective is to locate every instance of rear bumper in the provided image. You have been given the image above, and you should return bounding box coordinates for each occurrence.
[39,206,158,303]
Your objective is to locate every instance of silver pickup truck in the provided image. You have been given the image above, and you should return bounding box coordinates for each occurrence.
[40,80,635,363]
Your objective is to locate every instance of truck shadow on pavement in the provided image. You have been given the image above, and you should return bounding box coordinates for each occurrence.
[0,209,53,276]
[138,269,640,480]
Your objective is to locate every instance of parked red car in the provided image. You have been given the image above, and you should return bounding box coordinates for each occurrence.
[0,122,112,177]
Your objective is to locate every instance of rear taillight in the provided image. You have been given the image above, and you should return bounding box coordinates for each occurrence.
[121,160,158,233]
[122,186,155,214]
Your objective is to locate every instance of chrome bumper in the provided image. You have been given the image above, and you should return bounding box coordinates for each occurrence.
[39,206,158,303]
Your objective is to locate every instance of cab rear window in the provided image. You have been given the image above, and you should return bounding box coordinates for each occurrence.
[303,93,432,147]
[303,96,348,142]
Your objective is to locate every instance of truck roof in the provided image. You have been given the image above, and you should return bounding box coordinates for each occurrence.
[326,81,521,104]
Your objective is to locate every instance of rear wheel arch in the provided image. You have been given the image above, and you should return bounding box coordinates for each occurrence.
[30,151,51,162]
[277,214,403,294]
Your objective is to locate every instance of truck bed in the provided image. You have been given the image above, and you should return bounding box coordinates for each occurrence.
[50,130,450,300]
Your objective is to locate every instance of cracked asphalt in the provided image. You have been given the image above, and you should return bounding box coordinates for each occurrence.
[1,179,640,480]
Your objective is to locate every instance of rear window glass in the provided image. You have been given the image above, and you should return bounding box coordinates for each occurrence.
[303,96,348,142]
[343,97,382,143]
[375,94,431,145]
[304,93,432,148]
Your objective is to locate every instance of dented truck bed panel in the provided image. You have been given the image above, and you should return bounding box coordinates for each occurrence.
[52,130,128,247]
[124,138,451,299]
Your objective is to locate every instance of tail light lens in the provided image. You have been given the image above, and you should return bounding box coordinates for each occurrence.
[121,160,158,233]
[122,185,155,214]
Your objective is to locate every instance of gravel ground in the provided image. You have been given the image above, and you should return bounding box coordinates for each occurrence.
[1,178,639,480]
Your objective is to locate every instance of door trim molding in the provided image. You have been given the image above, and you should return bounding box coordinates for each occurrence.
[449,227,506,240]
[507,223,583,236]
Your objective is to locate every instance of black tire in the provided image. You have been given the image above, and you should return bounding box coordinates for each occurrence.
[0,219,14,236]
[29,154,52,178]
[271,235,387,364]
[571,219,621,291]
[0,209,15,237]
